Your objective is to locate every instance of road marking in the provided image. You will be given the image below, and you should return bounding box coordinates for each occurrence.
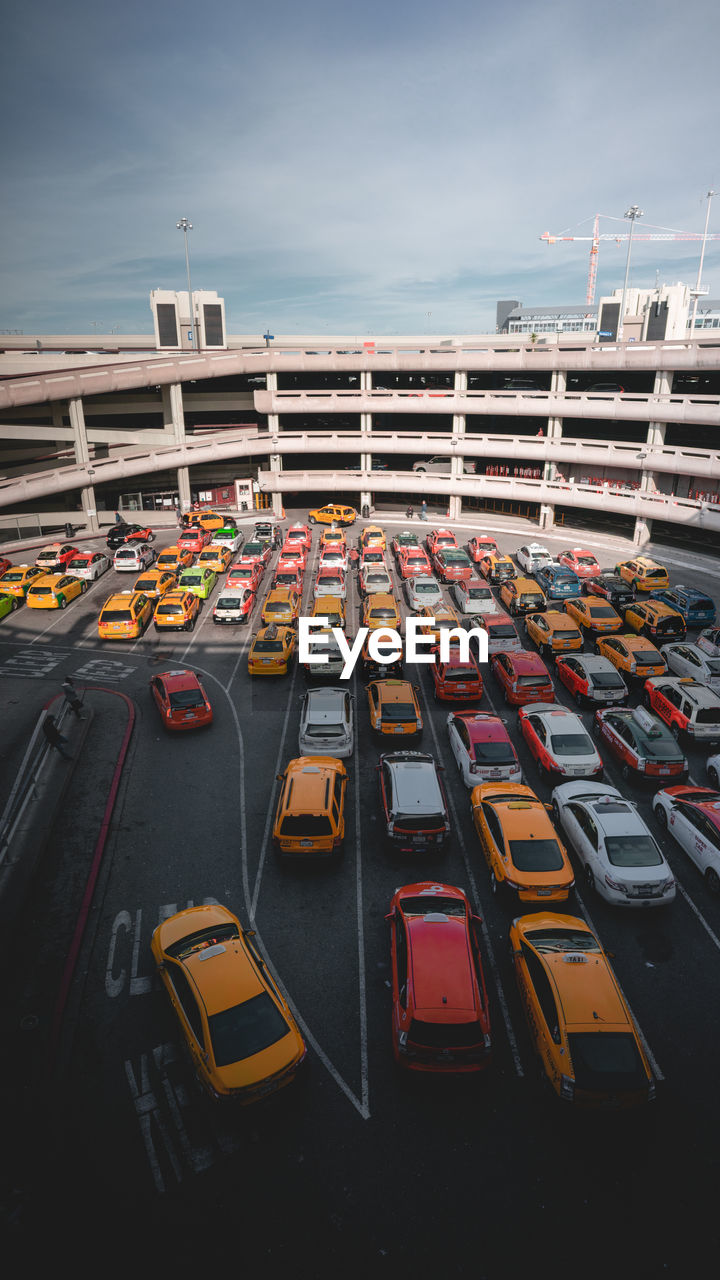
[674,880,720,953]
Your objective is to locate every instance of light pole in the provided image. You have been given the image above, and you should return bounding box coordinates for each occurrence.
[617,204,643,341]
[176,217,199,351]
[690,189,715,335]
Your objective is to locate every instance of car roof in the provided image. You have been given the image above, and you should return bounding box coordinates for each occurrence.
[407,915,476,1012]
[385,754,443,811]
[375,679,417,705]
[456,713,509,743]
[654,679,720,706]
[158,669,201,691]
[505,651,547,673]
[305,686,347,717]
[524,705,581,727]
[542,949,629,1030]
[566,653,619,673]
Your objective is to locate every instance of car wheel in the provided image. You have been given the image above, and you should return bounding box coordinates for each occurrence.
[184,619,193,631]
[655,804,668,829]
[309,516,316,524]
[708,765,719,789]
[147,533,155,542]
[705,867,720,895]
[80,581,87,593]
[10,597,18,610]
[59,598,66,609]
[574,690,584,708]
[671,722,681,740]
[585,866,595,894]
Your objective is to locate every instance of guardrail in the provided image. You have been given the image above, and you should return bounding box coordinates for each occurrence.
[0,704,70,868]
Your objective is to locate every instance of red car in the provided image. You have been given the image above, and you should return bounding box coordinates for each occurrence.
[431,646,484,701]
[34,542,80,572]
[359,547,387,571]
[272,565,303,592]
[425,528,458,558]
[467,535,500,563]
[386,881,492,1073]
[557,547,602,579]
[177,527,211,554]
[314,567,346,599]
[490,650,555,706]
[555,653,629,707]
[284,523,312,551]
[397,547,432,580]
[226,559,264,590]
[278,543,308,573]
[0,557,12,576]
[241,540,273,569]
[149,668,213,731]
[432,548,474,583]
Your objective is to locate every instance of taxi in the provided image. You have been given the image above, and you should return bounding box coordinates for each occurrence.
[510,912,655,1106]
[470,782,574,901]
[361,592,401,633]
[391,530,418,557]
[623,598,686,643]
[308,503,357,526]
[358,546,387,571]
[277,542,308,573]
[360,525,386,551]
[473,612,521,655]
[467,535,500,563]
[535,563,581,600]
[446,711,521,787]
[490,650,555,706]
[272,565,304,593]
[273,756,347,856]
[518,704,603,781]
[319,547,349,573]
[248,623,296,675]
[653,786,720,895]
[242,539,273,569]
[320,527,347,549]
[132,569,177,598]
[524,610,583,659]
[195,545,233,574]
[649,586,716,628]
[283,523,313,550]
[643,676,720,743]
[150,903,306,1103]
[431,548,474,583]
[0,557,12,576]
[311,594,346,630]
[177,526,212,555]
[26,573,86,609]
[155,545,195,574]
[431,646,483,701]
[315,567,347,600]
[614,556,669,592]
[226,558,265,591]
[554,653,629,707]
[150,668,213,730]
[397,546,432,579]
[34,542,79,572]
[478,554,516,584]
[261,586,301,627]
[557,547,602,579]
[213,585,256,625]
[412,602,461,646]
[499,577,547,616]
[360,632,404,680]
[592,704,687,781]
[565,595,623,637]
[183,509,226,531]
[425,528,458,558]
[98,590,154,639]
[65,551,111,581]
[177,565,218,600]
[367,679,423,737]
[0,593,19,621]
[0,564,46,598]
[153,589,200,631]
[595,634,667,681]
[301,627,347,680]
[698,627,720,658]
[210,526,244,553]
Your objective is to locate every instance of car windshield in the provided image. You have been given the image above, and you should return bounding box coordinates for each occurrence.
[705,660,720,674]
[115,550,136,559]
[305,723,345,737]
[181,575,202,586]
[443,552,469,563]
[254,640,284,653]
[566,1033,649,1094]
[275,574,297,585]
[524,929,600,953]
[693,598,713,610]
[156,603,183,615]
[604,835,663,867]
[645,569,666,579]
[697,708,720,724]
[633,727,681,759]
[520,594,544,605]
[281,814,332,835]
[168,688,204,710]
[518,675,548,687]
[473,741,515,763]
[549,732,595,756]
[209,991,290,1067]
[409,1020,485,1049]
[370,608,396,619]
[157,555,176,565]
[591,671,626,688]
[589,606,618,619]
[382,703,417,723]
[2,572,24,581]
[134,578,157,591]
[266,602,288,612]
[509,838,565,870]
[101,609,132,621]
[443,667,476,680]
[656,618,683,633]
[67,559,88,570]
[217,596,242,609]
[492,625,517,639]
[415,582,438,594]
[401,896,465,916]
[467,587,491,599]
[576,556,597,566]
[30,586,52,594]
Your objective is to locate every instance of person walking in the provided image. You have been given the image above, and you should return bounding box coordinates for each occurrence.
[62,676,85,719]
[115,510,123,523]
[176,506,184,530]
[43,715,72,759]
[420,499,427,521]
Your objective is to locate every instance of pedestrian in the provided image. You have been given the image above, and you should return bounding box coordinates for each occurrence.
[42,715,72,759]
[420,499,427,521]
[537,427,544,437]
[176,507,184,530]
[115,510,122,523]
[62,676,84,719]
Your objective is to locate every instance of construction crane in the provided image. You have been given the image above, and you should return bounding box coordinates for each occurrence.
[540,212,720,305]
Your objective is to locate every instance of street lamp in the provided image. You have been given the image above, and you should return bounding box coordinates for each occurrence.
[176,217,199,352]
[690,189,715,335]
[617,205,643,341]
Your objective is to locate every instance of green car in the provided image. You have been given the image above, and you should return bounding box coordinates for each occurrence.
[0,592,19,620]
[177,566,218,600]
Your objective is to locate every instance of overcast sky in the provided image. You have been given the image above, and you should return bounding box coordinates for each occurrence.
[2,0,719,336]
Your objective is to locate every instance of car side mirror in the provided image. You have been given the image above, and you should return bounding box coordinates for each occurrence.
[544,803,554,813]
[276,773,284,782]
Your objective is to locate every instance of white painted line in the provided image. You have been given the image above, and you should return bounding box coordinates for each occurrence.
[347,558,370,1116]
[674,881,720,953]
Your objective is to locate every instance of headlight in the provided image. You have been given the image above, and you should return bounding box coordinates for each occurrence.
[560,1074,575,1100]
[398,1031,408,1052]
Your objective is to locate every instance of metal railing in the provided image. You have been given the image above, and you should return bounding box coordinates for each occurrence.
[0,703,70,867]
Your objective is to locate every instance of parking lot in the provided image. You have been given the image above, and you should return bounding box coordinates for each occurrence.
[2,511,720,1276]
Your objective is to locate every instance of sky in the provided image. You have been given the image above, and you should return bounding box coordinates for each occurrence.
[1,0,719,337]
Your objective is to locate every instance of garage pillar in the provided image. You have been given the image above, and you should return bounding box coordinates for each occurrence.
[633,516,653,546]
[539,503,555,530]
[69,398,99,532]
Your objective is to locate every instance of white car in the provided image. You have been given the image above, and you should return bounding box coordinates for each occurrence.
[212,587,254,624]
[298,686,354,758]
[697,628,720,658]
[211,529,244,552]
[405,576,443,611]
[113,543,155,572]
[552,782,676,907]
[518,703,604,781]
[319,548,349,572]
[451,579,498,616]
[653,786,720,895]
[446,711,522,787]
[661,642,720,691]
[314,570,347,601]
[359,566,393,597]
[708,753,720,789]
[515,542,554,574]
[65,551,111,581]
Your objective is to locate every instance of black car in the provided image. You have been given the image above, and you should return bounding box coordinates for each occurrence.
[582,572,635,609]
[106,522,153,550]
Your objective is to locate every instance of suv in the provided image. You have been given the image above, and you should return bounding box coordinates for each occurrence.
[644,677,720,743]
[273,757,348,857]
[377,752,451,854]
[412,456,476,475]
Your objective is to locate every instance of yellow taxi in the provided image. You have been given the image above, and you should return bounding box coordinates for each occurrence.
[479,553,516,584]
[499,577,547,616]
[311,594,346,629]
[308,503,357,527]
[248,623,296,675]
[273,756,347,856]
[0,564,46,598]
[320,527,347,549]
[470,782,574,902]
[596,633,668,680]
[26,573,86,609]
[622,598,686,643]
[413,601,462,646]
[155,545,195,574]
[510,912,655,1107]
[614,556,670,592]
[261,586,301,628]
[133,568,177,598]
[196,544,233,574]
[184,509,227,531]
[524,610,583,658]
[153,588,200,631]
[565,595,623,637]
[360,525,387,550]
[367,679,423,736]
[151,903,306,1104]
[98,590,154,639]
[361,592,401,632]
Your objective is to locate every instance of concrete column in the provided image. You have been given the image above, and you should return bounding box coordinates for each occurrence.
[79,485,99,532]
[633,516,652,546]
[68,398,98,531]
[161,383,191,509]
[264,372,283,514]
[539,504,555,530]
[545,371,564,481]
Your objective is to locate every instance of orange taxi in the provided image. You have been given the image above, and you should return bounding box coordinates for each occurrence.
[470,782,574,902]
[150,668,213,730]
[196,545,233,574]
[155,545,195,574]
[133,569,177,598]
[367,679,423,736]
[0,565,46,598]
[153,589,200,632]
[596,633,668,681]
[98,591,154,639]
[361,592,401,632]
[261,586,301,628]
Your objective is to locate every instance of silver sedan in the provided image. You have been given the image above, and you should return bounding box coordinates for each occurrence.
[405,576,443,611]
